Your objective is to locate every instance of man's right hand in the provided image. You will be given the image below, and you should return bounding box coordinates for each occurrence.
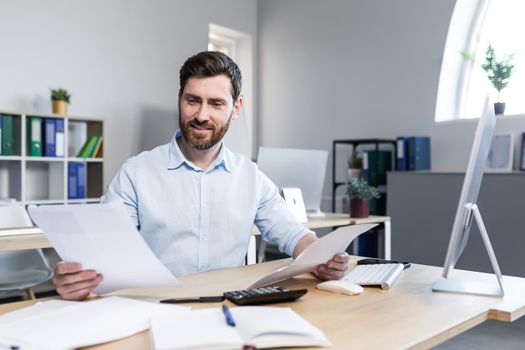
[52,262,103,301]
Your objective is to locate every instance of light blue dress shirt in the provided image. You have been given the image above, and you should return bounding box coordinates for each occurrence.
[103,130,313,276]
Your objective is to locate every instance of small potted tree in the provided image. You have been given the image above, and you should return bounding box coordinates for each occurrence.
[481,45,514,115]
[346,177,380,218]
[347,152,363,180]
[51,88,72,115]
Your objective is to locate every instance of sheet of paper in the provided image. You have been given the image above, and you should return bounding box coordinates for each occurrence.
[0,296,187,350]
[28,201,181,294]
[250,223,377,288]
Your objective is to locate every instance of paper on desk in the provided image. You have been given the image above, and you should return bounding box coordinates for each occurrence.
[28,202,181,294]
[0,296,187,350]
[250,223,377,288]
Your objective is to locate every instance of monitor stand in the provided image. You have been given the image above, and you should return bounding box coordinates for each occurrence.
[306,209,326,218]
[432,203,504,297]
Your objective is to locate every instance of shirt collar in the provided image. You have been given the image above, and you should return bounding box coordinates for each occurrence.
[168,129,231,173]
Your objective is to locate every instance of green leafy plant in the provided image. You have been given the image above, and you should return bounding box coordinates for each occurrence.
[348,152,363,169]
[346,177,380,200]
[50,88,72,104]
[481,45,514,102]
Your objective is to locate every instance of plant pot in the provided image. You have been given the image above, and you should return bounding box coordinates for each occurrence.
[494,102,505,115]
[347,168,362,180]
[52,100,68,115]
[350,199,369,218]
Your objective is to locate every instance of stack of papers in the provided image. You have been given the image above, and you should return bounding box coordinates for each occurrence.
[0,296,186,350]
[150,306,331,349]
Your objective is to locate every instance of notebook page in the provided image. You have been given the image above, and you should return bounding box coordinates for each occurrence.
[232,306,331,348]
[150,308,243,350]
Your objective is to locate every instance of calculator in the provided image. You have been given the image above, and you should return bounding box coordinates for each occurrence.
[223,286,308,305]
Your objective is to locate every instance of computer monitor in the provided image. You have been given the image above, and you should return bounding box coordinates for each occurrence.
[432,97,504,297]
[256,147,328,217]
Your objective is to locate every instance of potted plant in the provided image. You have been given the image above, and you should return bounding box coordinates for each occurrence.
[481,45,514,115]
[51,88,72,115]
[346,177,380,218]
[347,152,363,180]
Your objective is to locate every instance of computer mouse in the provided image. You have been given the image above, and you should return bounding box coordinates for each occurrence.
[316,280,364,295]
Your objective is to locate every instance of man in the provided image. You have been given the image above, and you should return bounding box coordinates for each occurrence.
[53,51,349,300]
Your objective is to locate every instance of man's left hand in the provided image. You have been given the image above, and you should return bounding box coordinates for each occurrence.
[313,252,350,280]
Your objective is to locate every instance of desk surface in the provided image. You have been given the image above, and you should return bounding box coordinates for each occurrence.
[2,257,524,350]
[0,214,390,251]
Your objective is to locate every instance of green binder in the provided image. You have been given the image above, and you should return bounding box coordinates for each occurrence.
[78,136,98,158]
[1,115,14,155]
[27,117,43,156]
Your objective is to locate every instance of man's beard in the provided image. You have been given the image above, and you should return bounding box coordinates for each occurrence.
[179,111,232,151]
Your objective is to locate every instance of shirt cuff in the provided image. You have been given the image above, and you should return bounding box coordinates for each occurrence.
[280,227,316,257]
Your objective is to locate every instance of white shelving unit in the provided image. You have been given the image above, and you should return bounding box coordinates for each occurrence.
[0,111,104,205]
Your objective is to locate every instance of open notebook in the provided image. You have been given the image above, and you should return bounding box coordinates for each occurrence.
[150,306,331,350]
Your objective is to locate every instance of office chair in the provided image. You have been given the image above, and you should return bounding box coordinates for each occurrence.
[0,204,54,300]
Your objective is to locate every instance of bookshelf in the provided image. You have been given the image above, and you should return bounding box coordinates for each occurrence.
[332,139,396,212]
[0,111,104,205]
[332,139,396,258]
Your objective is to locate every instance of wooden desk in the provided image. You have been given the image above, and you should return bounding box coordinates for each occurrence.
[2,258,524,349]
[0,214,392,263]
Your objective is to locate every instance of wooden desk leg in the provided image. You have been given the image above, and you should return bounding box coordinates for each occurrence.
[384,220,391,259]
[247,235,257,265]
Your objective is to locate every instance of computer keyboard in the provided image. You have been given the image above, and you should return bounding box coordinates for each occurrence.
[342,263,404,290]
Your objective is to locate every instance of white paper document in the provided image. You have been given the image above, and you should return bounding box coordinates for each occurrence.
[0,296,186,350]
[250,223,377,288]
[28,202,180,294]
[150,306,331,350]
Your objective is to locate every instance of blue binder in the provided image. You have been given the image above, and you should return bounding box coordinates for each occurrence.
[0,115,3,155]
[408,136,431,171]
[44,118,56,157]
[55,119,64,157]
[396,136,409,171]
[77,163,86,199]
[68,162,78,199]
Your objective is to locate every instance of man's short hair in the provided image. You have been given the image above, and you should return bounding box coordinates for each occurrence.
[179,51,242,102]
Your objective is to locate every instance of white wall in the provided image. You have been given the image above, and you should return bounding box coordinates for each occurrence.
[257,0,525,208]
[0,0,257,187]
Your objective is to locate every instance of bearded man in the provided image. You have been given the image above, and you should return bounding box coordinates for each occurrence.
[51,51,349,300]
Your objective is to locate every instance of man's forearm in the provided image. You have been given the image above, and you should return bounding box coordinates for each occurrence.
[292,233,318,258]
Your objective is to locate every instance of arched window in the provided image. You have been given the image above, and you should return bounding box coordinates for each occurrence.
[436,0,525,121]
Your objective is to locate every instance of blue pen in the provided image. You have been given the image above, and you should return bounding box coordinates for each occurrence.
[222,304,236,327]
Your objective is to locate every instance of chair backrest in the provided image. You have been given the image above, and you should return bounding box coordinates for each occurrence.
[0,203,53,291]
[0,204,33,229]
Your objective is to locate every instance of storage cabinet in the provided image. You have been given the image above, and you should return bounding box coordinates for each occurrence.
[0,111,104,204]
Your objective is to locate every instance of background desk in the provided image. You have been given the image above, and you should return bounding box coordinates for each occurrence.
[0,214,392,264]
[2,258,525,349]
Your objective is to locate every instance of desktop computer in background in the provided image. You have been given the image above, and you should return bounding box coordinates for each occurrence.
[256,147,328,218]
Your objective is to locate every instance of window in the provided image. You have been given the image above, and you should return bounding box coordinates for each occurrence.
[208,34,236,58]
[208,24,254,159]
[436,0,525,121]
